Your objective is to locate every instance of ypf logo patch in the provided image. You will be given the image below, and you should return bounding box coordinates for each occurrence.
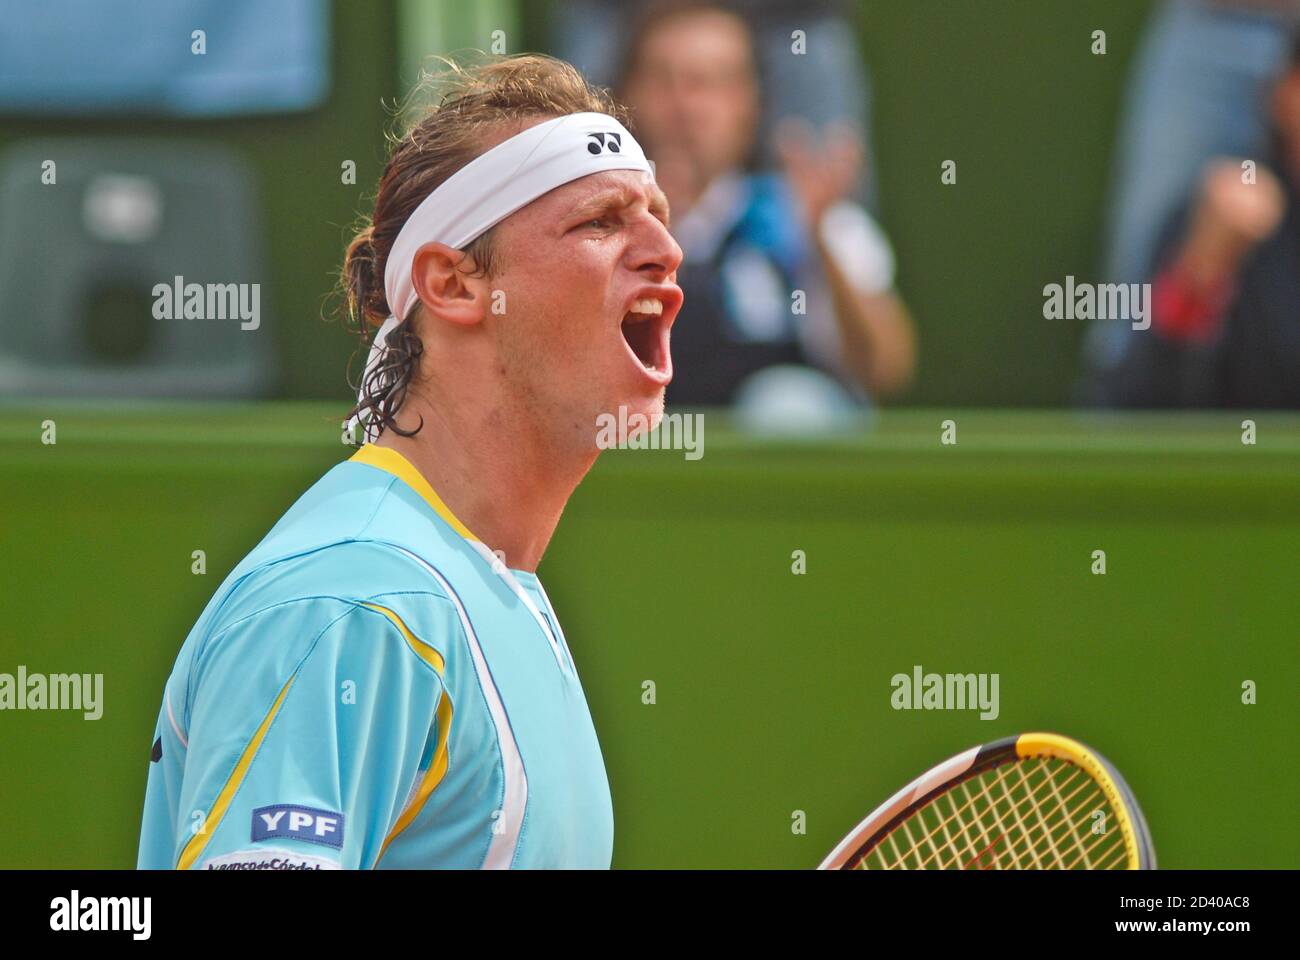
[252,804,344,849]
[587,132,622,155]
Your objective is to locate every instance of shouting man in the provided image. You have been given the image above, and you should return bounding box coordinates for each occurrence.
[137,55,683,869]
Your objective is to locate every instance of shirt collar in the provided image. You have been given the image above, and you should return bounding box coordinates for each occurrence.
[349,443,480,543]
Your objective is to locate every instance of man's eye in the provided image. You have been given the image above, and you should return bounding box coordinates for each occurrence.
[576,215,616,231]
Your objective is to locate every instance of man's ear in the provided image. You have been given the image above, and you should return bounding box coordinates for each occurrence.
[409,242,489,327]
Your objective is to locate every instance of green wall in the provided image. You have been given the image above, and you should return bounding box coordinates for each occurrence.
[2,405,1296,868]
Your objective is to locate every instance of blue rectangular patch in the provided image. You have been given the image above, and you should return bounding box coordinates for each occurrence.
[251,804,345,849]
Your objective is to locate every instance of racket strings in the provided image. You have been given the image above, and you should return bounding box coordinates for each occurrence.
[854,756,1128,870]
[1000,761,1127,869]
[867,758,1120,870]
[880,762,1084,869]
[922,761,1118,869]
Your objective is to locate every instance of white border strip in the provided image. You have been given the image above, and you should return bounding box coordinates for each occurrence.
[468,540,569,673]
[166,684,188,748]
[392,545,527,870]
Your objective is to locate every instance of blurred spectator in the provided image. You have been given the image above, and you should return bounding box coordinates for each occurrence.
[549,0,877,208]
[1082,0,1299,394]
[1098,29,1300,407]
[614,0,915,411]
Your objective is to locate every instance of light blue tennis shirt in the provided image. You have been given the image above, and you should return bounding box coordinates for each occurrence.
[137,444,614,869]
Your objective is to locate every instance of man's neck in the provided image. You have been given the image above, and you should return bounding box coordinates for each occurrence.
[376,391,596,574]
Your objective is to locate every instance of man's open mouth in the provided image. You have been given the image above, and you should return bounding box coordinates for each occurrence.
[620,297,672,384]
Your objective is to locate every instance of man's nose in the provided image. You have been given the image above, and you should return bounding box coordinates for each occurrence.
[632,217,684,280]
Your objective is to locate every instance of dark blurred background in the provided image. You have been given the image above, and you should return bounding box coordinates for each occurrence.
[0,0,1165,407]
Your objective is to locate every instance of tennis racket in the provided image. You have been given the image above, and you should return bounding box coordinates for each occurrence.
[819,732,1156,870]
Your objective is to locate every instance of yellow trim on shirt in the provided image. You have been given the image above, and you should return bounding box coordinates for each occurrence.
[379,690,453,864]
[358,602,453,864]
[349,444,479,542]
[177,675,296,870]
[360,602,446,675]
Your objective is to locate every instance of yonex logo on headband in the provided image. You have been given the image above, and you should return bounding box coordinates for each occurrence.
[587,132,621,154]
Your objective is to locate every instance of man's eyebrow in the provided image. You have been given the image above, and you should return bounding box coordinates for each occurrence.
[569,185,671,225]
[648,186,671,226]
[569,188,636,216]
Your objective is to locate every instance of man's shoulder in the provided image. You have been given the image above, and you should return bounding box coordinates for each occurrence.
[214,539,460,639]
[250,454,478,578]
[252,456,422,558]
[186,540,468,705]
[223,453,468,615]
[171,458,481,709]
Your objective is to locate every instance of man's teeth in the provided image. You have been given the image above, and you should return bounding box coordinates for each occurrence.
[627,298,664,316]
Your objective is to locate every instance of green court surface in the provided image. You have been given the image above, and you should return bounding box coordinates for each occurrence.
[1,404,1296,868]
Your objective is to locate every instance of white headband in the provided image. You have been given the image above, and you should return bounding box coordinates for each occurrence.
[350,112,652,443]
